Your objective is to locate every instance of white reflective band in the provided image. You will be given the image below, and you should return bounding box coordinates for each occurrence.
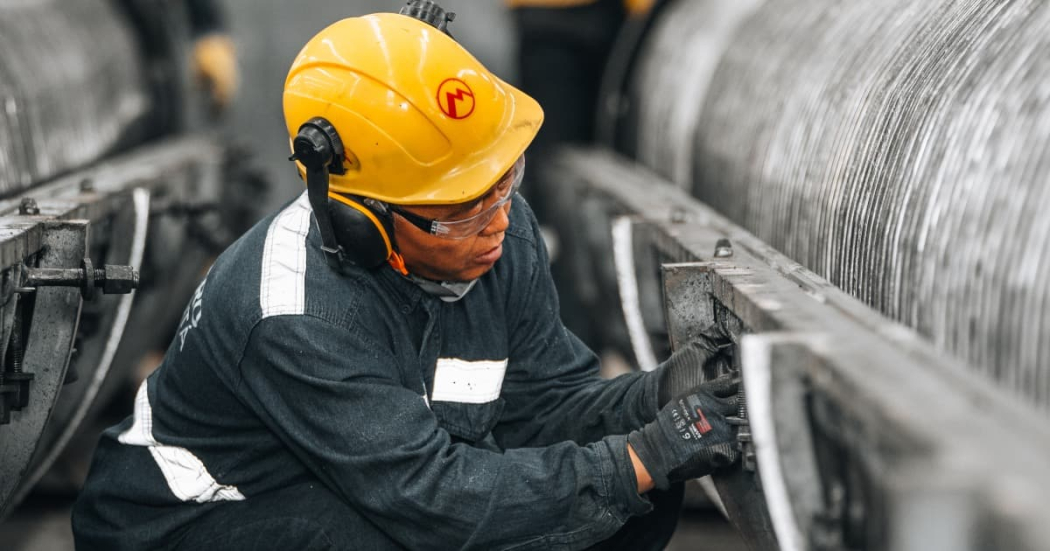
[742,335,803,551]
[260,192,311,318]
[612,216,659,372]
[430,358,508,404]
[118,380,245,503]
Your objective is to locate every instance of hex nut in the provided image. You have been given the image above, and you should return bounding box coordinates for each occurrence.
[101,265,138,294]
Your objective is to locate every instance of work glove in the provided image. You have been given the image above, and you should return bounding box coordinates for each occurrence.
[657,323,734,406]
[629,377,740,490]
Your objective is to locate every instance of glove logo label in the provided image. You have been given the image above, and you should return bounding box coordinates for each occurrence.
[437,78,475,120]
[693,408,713,435]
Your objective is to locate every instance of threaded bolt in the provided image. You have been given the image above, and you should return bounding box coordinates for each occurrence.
[10,330,23,375]
[10,307,23,374]
[737,382,747,419]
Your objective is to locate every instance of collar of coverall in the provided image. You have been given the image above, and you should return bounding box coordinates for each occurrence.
[405,273,479,302]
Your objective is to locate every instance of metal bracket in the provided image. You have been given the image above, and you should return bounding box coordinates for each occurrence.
[0,303,32,423]
[662,261,753,460]
[0,220,86,518]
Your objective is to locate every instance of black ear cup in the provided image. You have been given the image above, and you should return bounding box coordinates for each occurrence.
[292,117,398,272]
[327,195,396,269]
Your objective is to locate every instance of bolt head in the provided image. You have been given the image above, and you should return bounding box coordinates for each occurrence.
[18,198,40,215]
[670,207,689,224]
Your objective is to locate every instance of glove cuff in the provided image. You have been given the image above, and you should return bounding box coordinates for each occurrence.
[627,429,671,491]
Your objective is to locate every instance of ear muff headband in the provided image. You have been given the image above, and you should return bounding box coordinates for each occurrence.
[328,192,394,256]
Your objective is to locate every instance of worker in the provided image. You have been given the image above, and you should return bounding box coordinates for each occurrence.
[115,0,239,133]
[186,0,239,111]
[71,3,739,550]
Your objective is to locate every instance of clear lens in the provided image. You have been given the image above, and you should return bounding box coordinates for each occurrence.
[431,156,525,239]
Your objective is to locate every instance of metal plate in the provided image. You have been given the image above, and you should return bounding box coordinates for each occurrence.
[0,221,86,519]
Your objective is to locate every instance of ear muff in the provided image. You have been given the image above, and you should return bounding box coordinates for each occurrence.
[327,193,397,269]
[290,117,403,273]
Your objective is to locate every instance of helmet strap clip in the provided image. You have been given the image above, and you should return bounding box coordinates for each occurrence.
[305,164,355,274]
[291,118,356,273]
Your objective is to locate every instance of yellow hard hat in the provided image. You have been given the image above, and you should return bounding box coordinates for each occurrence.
[283,13,544,206]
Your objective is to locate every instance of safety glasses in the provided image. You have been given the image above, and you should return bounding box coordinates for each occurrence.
[390,156,525,239]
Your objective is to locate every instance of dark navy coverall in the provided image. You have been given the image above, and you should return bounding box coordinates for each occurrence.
[72,194,682,550]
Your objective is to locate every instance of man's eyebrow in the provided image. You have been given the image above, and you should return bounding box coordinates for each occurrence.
[446,197,483,216]
[416,197,478,220]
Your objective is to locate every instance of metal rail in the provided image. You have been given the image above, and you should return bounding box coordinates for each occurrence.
[546,147,1050,551]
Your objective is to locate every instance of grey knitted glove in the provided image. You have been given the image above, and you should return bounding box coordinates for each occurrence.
[657,324,734,406]
[628,382,740,490]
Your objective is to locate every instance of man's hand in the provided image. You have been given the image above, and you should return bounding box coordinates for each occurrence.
[657,323,734,406]
[628,380,740,491]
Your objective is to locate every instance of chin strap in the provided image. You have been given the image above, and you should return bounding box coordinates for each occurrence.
[303,164,354,274]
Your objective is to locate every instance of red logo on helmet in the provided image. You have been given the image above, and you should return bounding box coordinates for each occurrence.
[437,78,475,120]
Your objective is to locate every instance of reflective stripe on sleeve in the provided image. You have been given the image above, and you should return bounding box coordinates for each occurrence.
[260,192,311,318]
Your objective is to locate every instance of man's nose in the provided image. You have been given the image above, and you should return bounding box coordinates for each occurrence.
[480,201,512,236]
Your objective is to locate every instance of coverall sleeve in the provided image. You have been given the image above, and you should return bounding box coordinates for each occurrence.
[494,216,661,450]
[237,314,652,550]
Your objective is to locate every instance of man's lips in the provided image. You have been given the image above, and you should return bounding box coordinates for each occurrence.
[475,242,503,264]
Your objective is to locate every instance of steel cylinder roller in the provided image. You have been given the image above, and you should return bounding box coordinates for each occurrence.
[0,0,149,195]
[620,0,1050,409]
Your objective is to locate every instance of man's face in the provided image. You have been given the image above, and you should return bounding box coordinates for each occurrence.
[392,192,513,282]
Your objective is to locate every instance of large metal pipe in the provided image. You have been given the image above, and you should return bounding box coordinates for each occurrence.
[0,0,149,195]
[620,0,1050,409]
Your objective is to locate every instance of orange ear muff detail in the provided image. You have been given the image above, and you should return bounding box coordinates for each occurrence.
[388,252,409,276]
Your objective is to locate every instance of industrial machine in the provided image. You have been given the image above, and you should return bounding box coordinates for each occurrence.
[0,0,265,519]
[540,0,1050,549]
